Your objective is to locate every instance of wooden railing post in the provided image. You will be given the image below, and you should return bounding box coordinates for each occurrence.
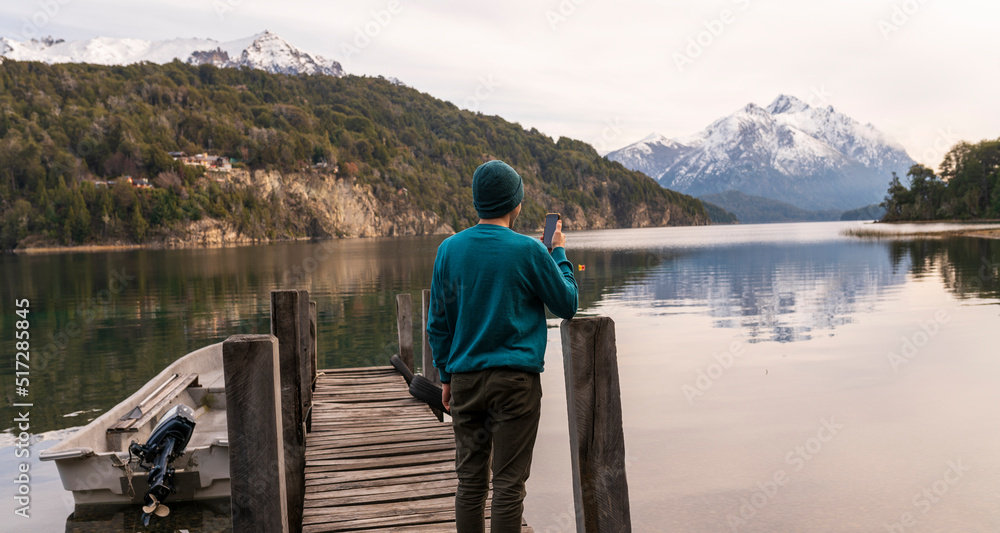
[560,317,631,533]
[223,334,289,533]
[271,290,306,533]
[396,293,414,372]
[309,300,318,390]
[421,289,443,421]
[297,290,313,434]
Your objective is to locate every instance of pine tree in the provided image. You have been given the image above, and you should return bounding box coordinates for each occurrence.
[881,172,911,221]
[129,203,148,242]
[68,191,91,243]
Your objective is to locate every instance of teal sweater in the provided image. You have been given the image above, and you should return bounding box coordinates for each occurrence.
[427,224,579,383]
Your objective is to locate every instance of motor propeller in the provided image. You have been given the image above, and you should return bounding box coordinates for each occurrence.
[128,404,196,526]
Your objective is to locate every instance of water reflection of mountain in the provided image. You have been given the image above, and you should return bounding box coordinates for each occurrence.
[584,242,913,343]
[6,233,996,435]
[0,235,644,435]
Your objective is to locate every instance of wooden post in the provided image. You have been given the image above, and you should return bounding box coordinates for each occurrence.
[223,334,289,533]
[560,317,631,533]
[309,300,318,390]
[270,290,305,533]
[297,290,313,434]
[396,293,414,372]
[421,289,443,421]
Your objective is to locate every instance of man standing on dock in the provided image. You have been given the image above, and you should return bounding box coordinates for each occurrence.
[427,159,579,532]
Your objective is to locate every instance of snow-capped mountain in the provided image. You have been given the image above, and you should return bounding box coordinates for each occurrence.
[606,133,693,180]
[606,95,915,211]
[0,30,344,77]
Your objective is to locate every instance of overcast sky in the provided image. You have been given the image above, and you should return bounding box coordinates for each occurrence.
[2,0,998,167]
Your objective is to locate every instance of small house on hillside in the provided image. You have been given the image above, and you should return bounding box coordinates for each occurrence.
[172,152,232,172]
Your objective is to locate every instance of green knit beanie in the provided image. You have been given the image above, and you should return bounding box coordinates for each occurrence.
[472,160,524,219]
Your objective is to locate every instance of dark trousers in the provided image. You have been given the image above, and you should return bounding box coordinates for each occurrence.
[450,368,542,533]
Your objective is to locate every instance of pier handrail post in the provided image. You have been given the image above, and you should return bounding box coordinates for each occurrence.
[560,316,632,532]
[223,334,290,533]
[309,300,318,390]
[396,293,415,372]
[421,288,443,421]
[271,290,307,533]
[297,290,314,433]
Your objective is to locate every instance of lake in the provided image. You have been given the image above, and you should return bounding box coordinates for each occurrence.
[2,221,999,532]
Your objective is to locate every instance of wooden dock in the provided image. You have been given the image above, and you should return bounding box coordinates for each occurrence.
[224,289,629,532]
[301,366,534,532]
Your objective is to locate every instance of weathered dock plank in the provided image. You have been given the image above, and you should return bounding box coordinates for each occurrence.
[302,366,534,533]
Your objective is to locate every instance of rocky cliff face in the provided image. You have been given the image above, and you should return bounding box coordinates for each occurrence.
[14,166,700,251]
[235,169,453,236]
[159,169,453,248]
[157,166,694,249]
[538,192,684,231]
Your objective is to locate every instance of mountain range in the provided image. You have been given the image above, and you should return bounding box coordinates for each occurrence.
[607,95,915,211]
[0,30,344,77]
[0,31,909,225]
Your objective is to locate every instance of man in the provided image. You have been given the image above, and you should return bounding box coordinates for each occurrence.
[427,159,579,532]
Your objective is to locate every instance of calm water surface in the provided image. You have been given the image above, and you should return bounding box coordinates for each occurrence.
[2,221,998,532]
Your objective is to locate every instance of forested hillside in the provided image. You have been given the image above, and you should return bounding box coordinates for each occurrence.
[0,60,709,250]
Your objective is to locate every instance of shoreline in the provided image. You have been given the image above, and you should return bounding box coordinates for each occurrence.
[874,219,1000,225]
[844,220,1000,240]
[11,221,1000,255]
[10,236,317,255]
[960,228,1000,239]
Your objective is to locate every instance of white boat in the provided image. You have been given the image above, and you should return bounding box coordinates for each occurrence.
[40,343,230,506]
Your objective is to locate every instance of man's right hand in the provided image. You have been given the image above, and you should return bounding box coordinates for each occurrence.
[550,220,566,249]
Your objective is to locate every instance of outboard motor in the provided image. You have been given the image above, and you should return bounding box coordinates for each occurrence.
[129,404,196,526]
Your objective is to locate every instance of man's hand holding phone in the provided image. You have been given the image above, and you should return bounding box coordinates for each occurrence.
[542,213,565,251]
[550,219,565,249]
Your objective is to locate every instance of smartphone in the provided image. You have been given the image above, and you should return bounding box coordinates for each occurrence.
[542,213,561,251]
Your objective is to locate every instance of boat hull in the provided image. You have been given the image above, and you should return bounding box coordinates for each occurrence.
[40,343,230,505]
[53,443,231,505]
